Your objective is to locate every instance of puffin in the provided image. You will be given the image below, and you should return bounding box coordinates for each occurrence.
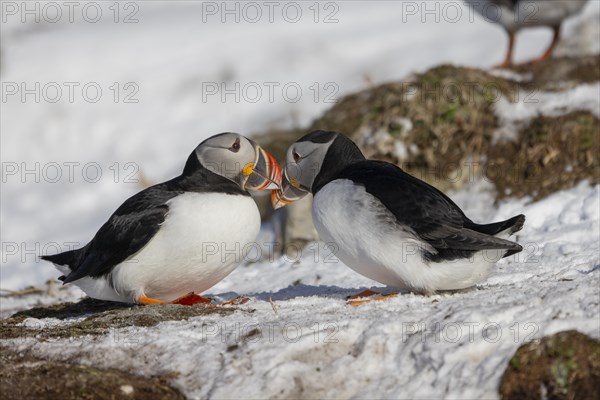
[42,133,282,305]
[272,131,525,300]
[466,0,589,67]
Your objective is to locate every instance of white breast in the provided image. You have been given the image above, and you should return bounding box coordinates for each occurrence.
[312,180,499,293]
[77,192,260,302]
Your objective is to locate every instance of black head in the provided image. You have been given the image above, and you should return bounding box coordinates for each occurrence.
[181,132,282,192]
[271,130,365,208]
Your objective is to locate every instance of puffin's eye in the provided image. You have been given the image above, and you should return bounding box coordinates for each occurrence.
[292,151,301,162]
[230,139,241,153]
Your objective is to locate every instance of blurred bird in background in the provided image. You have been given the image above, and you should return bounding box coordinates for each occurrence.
[466,0,589,67]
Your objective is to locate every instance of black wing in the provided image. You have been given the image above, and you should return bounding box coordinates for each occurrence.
[337,161,522,260]
[47,156,248,283]
[62,187,180,283]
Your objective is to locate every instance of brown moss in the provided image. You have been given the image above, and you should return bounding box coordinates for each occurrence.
[0,346,184,400]
[499,330,600,400]
[512,55,600,91]
[491,111,600,200]
[0,297,235,341]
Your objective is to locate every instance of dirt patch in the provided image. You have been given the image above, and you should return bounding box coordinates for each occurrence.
[0,297,235,341]
[491,111,600,200]
[499,330,600,400]
[512,55,600,91]
[0,346,184,400]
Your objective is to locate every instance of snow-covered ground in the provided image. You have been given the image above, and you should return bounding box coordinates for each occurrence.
[1,2,599,398]
[2,181,599,398]
[2,0,599,290]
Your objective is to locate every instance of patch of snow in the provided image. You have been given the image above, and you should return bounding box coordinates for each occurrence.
[492,83,600,143]
[489,69,533,82]
[120,385,134,396]
[17,317,77,329]
[556,4,600,56]
[0,286,85,319]
[393,141,409,160]
[2,181,598,399]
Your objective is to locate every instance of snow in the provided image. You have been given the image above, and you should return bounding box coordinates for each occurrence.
[2,181,599,398]
[497,83,600,121]
[1,1,599,398]
[491,82,600,143]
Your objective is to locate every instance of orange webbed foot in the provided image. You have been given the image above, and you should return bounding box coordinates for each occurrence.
[518,53,551,66]
[138,294,166,305]
[221,297,250,306]
[171,292,213,306]
[137,292,212,306]
[347,289,381,300]
[346,290,398,307]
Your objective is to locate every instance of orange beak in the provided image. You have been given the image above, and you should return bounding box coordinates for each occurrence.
[271,172,308,209]
[244,147,282,191]
[271,189,293,209]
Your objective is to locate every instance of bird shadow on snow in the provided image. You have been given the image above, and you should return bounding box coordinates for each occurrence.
[585,263,600,274]
[4,285,394,321]
[209,284,398,303]
[9,298,130,321]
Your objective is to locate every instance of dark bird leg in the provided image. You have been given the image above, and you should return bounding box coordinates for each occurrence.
[527,24,561,64]
[494,30,516,68]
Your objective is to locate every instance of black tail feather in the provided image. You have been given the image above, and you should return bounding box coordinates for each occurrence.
[468,214,526,236]
[40,248,82,268]
[465,214,525,259]
[503,246,523,259]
